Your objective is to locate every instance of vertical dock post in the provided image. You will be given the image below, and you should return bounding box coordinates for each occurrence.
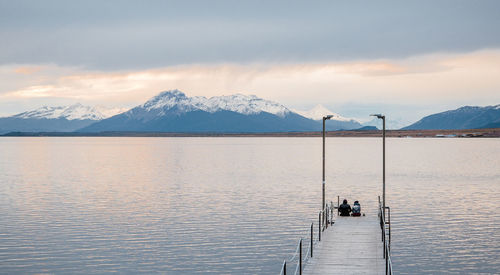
[387,206,391,250]
[310,223,313,258]
[325,205,328,229]
[330,201,333,225]
[379,196,384,241]
[318,211,321,241]
[385,246,388,275]
[299,238,302,275]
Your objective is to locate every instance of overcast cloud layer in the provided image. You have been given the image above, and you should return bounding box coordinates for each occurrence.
[1,1,500,126]
[2,0,500,69]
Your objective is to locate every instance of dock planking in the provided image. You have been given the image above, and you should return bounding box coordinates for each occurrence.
[303,215,385,275]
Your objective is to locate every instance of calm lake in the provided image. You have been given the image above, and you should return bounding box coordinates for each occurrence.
[0,137,499,274]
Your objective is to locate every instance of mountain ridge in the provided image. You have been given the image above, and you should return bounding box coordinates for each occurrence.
[80,90,362,133]
[3,90,499,134]
[139,90,290,117]
[6,103,126,120]
[403,104,500,130]
[292,104,354,122]
[0,104,127,134]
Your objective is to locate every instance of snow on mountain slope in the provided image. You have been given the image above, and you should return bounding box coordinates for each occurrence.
[94,106,129,118]
[11,103,126,120]
[205,94,289,117]
[79,90,367,132]
[363,117,408,130]
[293,104,354,121]
[141,90,290,117]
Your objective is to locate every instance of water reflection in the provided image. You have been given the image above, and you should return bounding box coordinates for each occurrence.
[0,137,498,274]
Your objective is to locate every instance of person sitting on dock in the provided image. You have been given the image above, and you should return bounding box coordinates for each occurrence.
[338,199,351,216]
[351,200,361,216]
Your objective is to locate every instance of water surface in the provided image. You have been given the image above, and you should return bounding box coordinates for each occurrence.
[0,137,499,274]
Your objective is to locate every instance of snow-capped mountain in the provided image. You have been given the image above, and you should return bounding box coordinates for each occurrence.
[0,104,128,134]
[12,103,125,120]
[363,117,408,130]
[80,90,364,133]
[292,104,363,130]
[402,104,500,130]
[94,106,129,119]
[293,104,356,122]
[140,90,290,117]
[13,103,103,120]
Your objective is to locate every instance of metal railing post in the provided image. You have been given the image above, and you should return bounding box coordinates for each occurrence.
[283,260,286,275]
[318,211,321,241]
[385,244,388,275]
[310,223,313,258]
[325,205,328,229]
[299,238,302,275]
[330,201,333,225]
[386,206,391,250]
[377,200,392,275]
[383,223,386,258]
[379,207,383,241]
[380,204,386,258]
[326,206,332,228]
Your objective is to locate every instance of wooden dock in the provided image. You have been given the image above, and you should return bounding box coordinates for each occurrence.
[303,215,385,275]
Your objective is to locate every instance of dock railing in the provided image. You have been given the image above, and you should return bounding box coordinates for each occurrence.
[279,201,336,275]
[379,196,393,275]
[280,197,394,275]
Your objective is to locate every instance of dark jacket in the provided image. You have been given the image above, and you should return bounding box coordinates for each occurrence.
[338,203,351,216]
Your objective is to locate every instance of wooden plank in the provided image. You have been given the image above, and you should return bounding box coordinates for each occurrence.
[303,215,385,275]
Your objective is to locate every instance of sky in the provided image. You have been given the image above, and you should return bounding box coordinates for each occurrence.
[1,0,500,126]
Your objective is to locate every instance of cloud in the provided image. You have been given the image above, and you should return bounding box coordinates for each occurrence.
[10,85,56,98]
[1,1,500,70]
[1,50,499,114]
[14,66,42,75]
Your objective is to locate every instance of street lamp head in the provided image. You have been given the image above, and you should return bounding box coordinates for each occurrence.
[323,115,333,120]
[370,114,385,119]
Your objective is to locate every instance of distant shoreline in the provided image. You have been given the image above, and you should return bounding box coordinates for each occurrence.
[2,128,500,138]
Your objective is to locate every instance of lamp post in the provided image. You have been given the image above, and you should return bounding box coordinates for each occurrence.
[371,114,386,218]
[322,115,333,215]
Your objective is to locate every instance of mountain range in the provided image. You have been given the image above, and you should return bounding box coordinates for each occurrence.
[293,105,353,122]
[0,104,126,134]
[1,90,499,134]
[80,90,362,132]
[0,91,363,134]
[403,104,500,130]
